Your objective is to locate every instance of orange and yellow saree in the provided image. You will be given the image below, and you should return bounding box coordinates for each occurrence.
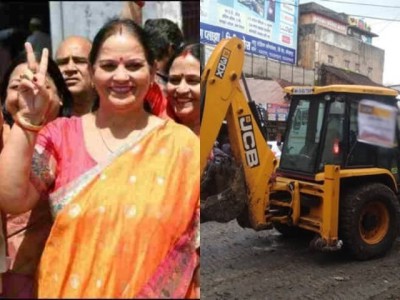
[34,118,199,298]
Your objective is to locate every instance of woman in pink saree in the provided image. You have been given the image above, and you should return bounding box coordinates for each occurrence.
[0,18,199,298]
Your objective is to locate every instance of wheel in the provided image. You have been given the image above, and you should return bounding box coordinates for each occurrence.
[273,222,313,238]
[339,183,400,260]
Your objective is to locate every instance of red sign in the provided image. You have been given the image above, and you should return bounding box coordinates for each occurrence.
[281,35,291,44]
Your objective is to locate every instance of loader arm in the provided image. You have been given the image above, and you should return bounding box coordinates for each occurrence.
[200,37,277,230]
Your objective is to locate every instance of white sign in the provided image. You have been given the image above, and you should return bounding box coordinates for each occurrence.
[200,0,299,64]
[358,99,398,148]
[292,87,314,95]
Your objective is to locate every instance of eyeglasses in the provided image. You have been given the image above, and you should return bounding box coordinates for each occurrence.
[156,72,168,85]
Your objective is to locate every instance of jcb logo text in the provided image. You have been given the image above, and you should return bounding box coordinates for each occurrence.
[239,115,260,168]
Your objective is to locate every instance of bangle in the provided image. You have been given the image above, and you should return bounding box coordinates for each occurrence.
[13,112,45,132]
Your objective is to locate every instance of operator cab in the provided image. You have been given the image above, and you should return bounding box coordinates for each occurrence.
[279,85,400,180]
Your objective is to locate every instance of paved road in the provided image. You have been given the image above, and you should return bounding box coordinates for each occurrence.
[201,220,400,300]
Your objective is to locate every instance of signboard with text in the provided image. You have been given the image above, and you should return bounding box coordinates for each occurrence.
[200,0,299,64]
[267,103,289,121]
[358,100,398,148]
[311,14,347,35]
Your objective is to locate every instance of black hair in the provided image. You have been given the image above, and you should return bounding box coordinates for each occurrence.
[183,43,201,65]
[165,43,202,76]
[89,18,154,67]
[0,50,73,125]
[144,18,184,62]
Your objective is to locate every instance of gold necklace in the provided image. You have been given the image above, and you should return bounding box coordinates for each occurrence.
[94,113,156,154]
[97,126,115,153]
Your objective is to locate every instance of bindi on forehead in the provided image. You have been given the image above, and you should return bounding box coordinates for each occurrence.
[181,49,191,58]
[117,24,124,35]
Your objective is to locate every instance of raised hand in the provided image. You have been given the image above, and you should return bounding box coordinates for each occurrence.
[16,42,51,125]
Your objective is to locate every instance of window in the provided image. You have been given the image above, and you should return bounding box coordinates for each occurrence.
[328,55,334,64]
[368,67,373,75]
[320,101,345,168]
[344,60,350,68]
[355,63,360,72]
[280,99,325,173]
[346,101,375,167]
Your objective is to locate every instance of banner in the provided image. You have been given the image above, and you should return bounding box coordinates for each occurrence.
[358,99,398,148]
[200,0,298,64]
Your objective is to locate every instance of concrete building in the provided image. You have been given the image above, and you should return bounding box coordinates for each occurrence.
[50,1,199,53]
[0,1,198,81]
[298,2,383,85]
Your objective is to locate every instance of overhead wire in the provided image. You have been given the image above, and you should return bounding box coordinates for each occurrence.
[316,0,400,9]
[346,15,400,22]
[277,0,400,8]
[273,0,400,21]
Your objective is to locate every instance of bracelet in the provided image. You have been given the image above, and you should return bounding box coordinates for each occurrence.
[13,112,45,132]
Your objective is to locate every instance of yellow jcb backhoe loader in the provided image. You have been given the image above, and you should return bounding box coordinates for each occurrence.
[201,37,400,260]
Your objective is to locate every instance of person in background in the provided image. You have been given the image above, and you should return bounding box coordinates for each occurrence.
[166,43,201,136]
[1,51,72,126]
[0,27,29,80]
[144,18,184,97]
[120,3,183,119]
[0,106,10,297]
[0,18,199,298]
[0,218,5,297]
[0,49,72,298]
[166,42,201,297]
[26,18,51,57]
[55,36,97,116]
[120,1,145,24]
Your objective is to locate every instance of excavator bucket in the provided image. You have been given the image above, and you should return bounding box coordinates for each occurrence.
[201,38,277,229]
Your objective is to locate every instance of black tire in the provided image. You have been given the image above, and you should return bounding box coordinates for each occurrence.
[339,183,400,260]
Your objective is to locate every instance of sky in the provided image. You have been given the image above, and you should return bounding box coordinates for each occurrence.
[298,0,400,85]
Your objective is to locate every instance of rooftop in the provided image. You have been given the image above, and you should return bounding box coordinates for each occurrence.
[299,2,348,24]
[321,64,382,86]
[300,2,378,37]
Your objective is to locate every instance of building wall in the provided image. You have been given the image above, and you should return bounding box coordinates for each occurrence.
[297,24,317,70]
[300,14,313,25]
[242,53,315,85]
[298,22,384,84]
[204,44,315,85]
[300,14,347,35]
[49,1,182,57]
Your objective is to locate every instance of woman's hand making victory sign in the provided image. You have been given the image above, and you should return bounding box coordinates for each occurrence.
[15,42,51,125]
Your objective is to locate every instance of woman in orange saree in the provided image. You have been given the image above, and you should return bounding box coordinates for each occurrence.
[0,18,199,298]
[36,117,199,298]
